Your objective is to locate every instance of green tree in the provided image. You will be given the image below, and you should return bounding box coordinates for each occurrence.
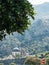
[0,0,35,40]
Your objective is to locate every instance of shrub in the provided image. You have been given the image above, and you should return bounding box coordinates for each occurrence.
[24,56,41,65]
[0,63,4,65]
[10,62,16,65]
[46,59,49,65]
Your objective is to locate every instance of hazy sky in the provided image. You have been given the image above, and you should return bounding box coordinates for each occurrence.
[28,0,49,5]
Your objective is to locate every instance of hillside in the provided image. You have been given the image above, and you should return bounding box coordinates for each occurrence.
[15,19,49,54]
[34,2,49,19]
[0,2,49,57]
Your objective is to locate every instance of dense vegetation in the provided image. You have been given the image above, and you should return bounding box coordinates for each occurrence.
[24,52,49,65]
[0,1,49,65]
[0,0,35,40]
[0,19,49,57]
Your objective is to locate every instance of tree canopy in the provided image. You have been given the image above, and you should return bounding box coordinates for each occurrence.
[0,0,35,40]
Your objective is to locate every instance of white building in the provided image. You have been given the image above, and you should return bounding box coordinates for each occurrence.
[12,47,21,58]
[12,47,29,58]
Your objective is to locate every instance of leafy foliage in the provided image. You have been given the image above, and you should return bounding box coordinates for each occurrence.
[10,62,16,65]
[0,0,35,40]
[0,63,4,65]
[25,56,41,65]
